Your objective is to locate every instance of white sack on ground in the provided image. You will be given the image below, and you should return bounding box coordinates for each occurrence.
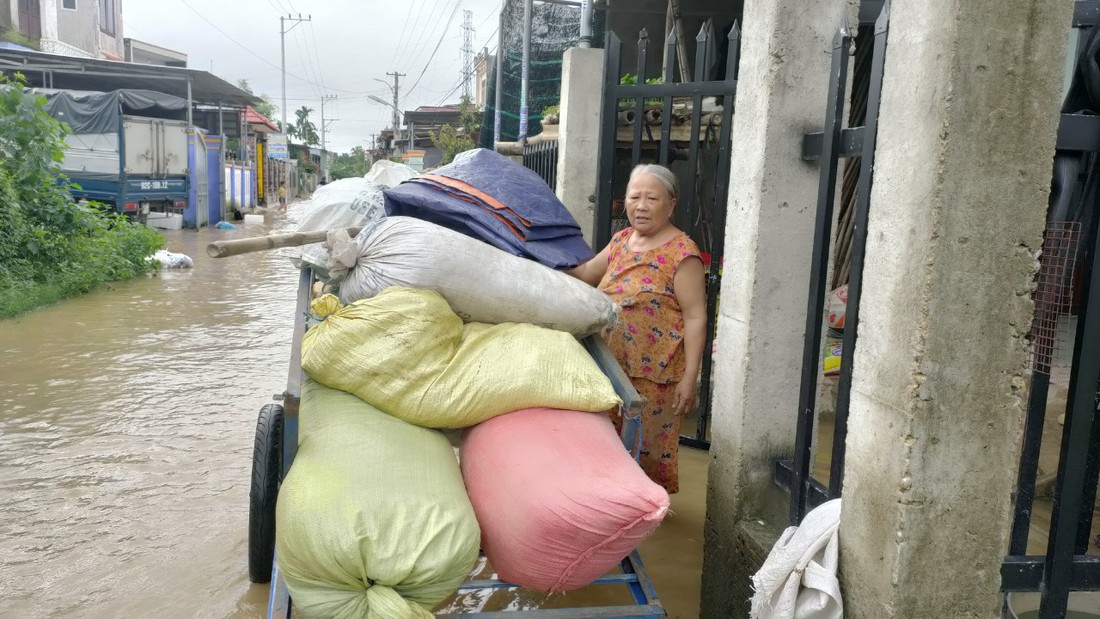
[335,217,617,337]
[750,499,843,619]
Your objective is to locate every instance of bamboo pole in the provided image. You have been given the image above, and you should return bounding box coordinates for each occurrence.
[206,227,363,258]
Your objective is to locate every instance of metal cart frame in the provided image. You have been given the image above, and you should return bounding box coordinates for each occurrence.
[255,268,666,618]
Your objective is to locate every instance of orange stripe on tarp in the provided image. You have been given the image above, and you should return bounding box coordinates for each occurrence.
[413,180,528,241]
[422,174,534,228]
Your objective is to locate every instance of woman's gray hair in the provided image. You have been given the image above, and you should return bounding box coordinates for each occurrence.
[629,164,679,201]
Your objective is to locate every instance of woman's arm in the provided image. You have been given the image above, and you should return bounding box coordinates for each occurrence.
[567,243,612,286]
[673,256,707,416]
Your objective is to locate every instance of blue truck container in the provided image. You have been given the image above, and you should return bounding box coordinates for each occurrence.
[39,88,192,222]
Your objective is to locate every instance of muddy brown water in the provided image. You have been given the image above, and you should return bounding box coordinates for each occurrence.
[0,204,707,618]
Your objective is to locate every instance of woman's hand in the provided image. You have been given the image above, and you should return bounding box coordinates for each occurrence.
[673,377,696,417]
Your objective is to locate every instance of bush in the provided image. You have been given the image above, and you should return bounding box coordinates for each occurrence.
[0,73,163,319]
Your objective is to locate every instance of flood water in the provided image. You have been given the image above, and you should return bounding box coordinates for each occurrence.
[0,203,707,618]
[0,211,300,618]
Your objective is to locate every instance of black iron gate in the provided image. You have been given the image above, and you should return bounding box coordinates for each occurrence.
[774,1,891,524]
[1001,2,1100,615]
[523,140,559,189]
[593,22,739,449]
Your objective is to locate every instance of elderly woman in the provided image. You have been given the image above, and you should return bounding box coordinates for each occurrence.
[570,164,706,494]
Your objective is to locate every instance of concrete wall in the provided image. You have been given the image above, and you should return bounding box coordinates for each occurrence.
[97,0,123,57]
[56,0,97,55]
[838,1,1072,616]
[699,0,854,616]
[555,47,603,246]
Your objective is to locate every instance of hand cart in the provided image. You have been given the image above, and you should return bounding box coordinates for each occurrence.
[246,267,667,618]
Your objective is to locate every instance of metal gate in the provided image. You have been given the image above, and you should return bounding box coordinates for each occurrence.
[774,1,890,524]
[1001,2,1100,614]
[594,22,739,449]
[193,131,209,228]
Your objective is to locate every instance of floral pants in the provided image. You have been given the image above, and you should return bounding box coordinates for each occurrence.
[610,378,681,495]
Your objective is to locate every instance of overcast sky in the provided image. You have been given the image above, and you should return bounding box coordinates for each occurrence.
[124,0,503,153]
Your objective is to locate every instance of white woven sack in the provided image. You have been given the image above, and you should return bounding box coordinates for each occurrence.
[335,217,617,337]
[750,499,843,619]
[294,178,386,277]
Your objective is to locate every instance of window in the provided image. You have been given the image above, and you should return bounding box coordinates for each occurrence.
[99,0,115,36]
[62,0,76,10]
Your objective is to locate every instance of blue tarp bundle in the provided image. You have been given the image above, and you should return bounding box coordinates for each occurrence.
[383,149,594,269]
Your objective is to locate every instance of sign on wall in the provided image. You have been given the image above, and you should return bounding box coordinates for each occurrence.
[266,134,289,159]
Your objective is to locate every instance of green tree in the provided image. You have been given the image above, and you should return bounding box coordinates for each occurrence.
[329,146,371,180]
[292,106,320,146]
[235,79,278,121]
[430,96,479,165]
[0,73,162,318]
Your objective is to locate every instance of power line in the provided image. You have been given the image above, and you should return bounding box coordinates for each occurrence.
[388,2,417,69]
[402,0,464,100]
[400,0,450,74]
[173,0,374,96]
[395,0,436,71]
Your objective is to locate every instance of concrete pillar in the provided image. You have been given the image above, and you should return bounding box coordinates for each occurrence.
[700,0,853,616]
[839,1,1071,617]
[555,47,604,247]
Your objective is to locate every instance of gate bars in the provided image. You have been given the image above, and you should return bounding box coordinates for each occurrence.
[773,2,891,525]
[594,22,739,449]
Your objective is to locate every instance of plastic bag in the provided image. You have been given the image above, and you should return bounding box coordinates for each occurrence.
[336,217,616,337]
[461,408,669,592]
[294,177,386,278]
[276,380,480,618]
[751,499,843,619]
[365,159,419,188]
[300,289,621,429]
[149,249,194,269]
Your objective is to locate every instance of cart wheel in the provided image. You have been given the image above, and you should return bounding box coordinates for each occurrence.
[249,403,283,583]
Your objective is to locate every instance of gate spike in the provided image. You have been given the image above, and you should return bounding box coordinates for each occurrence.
[728,19,740,41]
[696,20,709,43]
[666,31,677,46]
[638,27,649,43]
[875,0,892,35]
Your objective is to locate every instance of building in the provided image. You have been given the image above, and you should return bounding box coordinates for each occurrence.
[124,38,186,67]
[402,104,466,169]
[473,47,494,110]
[1,0,124,59]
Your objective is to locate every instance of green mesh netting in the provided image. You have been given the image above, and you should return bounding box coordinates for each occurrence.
[479,1,606,146]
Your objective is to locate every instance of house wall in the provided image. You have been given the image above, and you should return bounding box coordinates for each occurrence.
[56,0,98,56]
[96,0,123,57]
[1,0,13,30]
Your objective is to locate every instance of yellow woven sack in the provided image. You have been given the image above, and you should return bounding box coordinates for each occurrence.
[276,380,480,619]
[301,288,621,429]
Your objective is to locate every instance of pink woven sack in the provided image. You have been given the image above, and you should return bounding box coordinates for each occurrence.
[460,408,670,592]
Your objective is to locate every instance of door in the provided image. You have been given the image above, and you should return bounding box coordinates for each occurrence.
[17,0,41,39]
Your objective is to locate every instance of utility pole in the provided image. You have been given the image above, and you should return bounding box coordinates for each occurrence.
[385,71,406,145]
[320,94,337,182]
[462,10,475,101]
[280,13,312,133]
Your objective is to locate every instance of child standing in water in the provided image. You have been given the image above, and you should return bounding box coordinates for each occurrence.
[277,183,288,215]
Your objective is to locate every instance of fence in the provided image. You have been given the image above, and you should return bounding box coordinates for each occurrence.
[1001,2,1100,615]
[523,140,559,189]
[773,2,890,525]
[593,21,739,449]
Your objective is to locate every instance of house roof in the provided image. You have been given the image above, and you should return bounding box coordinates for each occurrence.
[0,47,259,107]
[245,106,280,133]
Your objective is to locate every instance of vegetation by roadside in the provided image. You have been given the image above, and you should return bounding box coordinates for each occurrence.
[0,74,163,320]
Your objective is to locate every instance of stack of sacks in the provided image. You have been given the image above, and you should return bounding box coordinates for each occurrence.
[461,408,670,592]
[332,217,616,337]
[293,177,387,279]
[276,380,480,619]
[300,289,621,429]
[383,148,594,269]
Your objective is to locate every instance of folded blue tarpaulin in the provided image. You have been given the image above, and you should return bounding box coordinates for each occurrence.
[384,180,595,269]
[382,148,594,269]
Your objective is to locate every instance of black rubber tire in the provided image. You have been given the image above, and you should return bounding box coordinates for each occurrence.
[248,403,284,583]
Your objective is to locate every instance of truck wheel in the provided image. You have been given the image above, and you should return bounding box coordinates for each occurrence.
[249,403,283,583]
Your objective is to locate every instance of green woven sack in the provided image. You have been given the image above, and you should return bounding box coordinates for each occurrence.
[275,380,480,618]
[300,288,621,429]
